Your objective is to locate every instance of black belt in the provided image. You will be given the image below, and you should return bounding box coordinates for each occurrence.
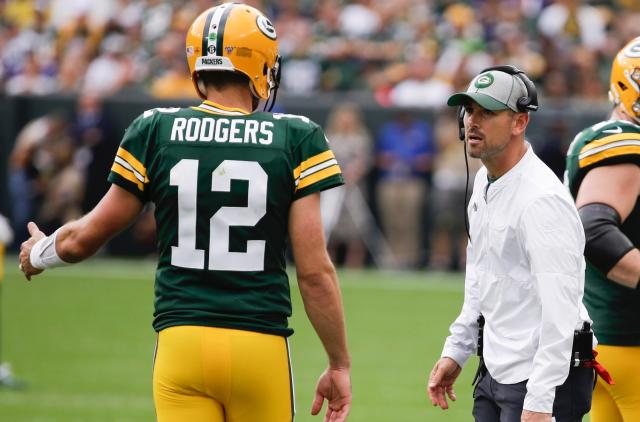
[471,319,603,386]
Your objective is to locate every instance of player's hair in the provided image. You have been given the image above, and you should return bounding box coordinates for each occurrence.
[197,71,250,92]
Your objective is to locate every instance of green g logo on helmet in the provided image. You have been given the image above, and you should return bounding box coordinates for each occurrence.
[474,73,494,88]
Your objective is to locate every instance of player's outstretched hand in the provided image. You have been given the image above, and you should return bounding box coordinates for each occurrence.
[311,366,351,422]
[428,357,462,410]
[19,222,46,280]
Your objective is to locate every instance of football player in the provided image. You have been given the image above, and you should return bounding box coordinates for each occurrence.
[565,36,640,422]
[19,4,351,422]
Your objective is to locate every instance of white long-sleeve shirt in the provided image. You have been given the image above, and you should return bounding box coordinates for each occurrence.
[442,144,592,413]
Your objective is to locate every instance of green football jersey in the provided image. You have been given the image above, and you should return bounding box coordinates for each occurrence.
[108,100,344,336]
[565,119,640,345]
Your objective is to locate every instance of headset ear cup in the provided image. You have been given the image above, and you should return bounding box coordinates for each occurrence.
[517,96,531,112]
[458,107,465,141]
[516,73,538,112]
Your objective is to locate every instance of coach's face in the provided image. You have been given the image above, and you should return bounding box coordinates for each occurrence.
[463,101,524,161]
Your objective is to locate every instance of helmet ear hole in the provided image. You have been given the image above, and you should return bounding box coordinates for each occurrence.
[263,64,268,75]
[618,81,628,91]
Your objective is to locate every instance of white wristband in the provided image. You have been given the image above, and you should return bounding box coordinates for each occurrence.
[29,229,70,270]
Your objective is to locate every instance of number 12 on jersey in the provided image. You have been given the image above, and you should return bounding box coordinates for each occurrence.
[170,159,267,271]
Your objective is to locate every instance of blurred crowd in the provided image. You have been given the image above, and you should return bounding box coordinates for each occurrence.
[1,0,639,102]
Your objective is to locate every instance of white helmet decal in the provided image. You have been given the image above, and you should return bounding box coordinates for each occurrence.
[623,39,640,58]
[257,15,277,40]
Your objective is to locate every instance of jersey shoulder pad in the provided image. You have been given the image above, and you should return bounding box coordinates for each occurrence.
[575,120,640,169]
[129,107,183,132]
[271,112,319,131]
[266,112,323,150]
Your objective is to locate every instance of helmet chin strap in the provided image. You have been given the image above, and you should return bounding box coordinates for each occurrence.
[264,84,279,112]
[263,56,282,112]
[615,104,640,125]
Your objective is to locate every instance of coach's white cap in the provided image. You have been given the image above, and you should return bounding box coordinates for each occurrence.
[447,70,529,112]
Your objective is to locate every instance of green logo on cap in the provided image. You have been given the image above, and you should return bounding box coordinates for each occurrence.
[474,73,494,89]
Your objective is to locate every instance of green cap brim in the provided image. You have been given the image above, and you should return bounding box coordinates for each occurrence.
[447,92,509,111]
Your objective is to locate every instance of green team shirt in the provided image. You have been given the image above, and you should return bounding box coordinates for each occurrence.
[108,101,344,336]
[565,119,640,345]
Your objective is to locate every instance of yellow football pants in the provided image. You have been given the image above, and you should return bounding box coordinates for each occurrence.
[590,344,640,422]
[153,325,294,422]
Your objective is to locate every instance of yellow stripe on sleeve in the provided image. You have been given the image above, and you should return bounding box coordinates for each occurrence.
[579,133,640,153]
[579,145,640,168]
[296,165,341,191]
[117,147,147,178]
[293,150,335,179]
[111,162,145,191]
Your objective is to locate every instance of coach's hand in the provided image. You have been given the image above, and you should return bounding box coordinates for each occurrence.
[311,366,351,422]
[521,410,552,421]
[19,222,45,280]
[428,357,461,410]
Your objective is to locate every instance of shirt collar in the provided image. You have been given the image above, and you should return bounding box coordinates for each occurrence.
[487,142,533,190]
[194,100,252,116]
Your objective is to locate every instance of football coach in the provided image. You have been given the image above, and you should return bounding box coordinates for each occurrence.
[427,66,595,422]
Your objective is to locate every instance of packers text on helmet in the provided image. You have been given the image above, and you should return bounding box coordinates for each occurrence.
[186,3,280,101]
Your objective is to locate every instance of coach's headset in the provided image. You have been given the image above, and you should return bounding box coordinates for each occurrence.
[459,65,539,242]
[457,64,539,141]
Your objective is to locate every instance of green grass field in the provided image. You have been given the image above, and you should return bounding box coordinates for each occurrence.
[0,257,478,421]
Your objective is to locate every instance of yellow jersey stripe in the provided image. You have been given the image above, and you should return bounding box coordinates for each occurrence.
[114,156,145,182]
[296,165,341,191]
[579,145,640,168]
[117,147,147,178]
[579,132,640,153]
[203,100,250,115]
[295,159,338,186]
[111,162,145,191]
[293,150,335,179]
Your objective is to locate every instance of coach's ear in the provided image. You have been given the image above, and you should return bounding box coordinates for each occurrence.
[511,112,529,137]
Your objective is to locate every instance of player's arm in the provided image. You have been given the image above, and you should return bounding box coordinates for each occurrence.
[289,192,351,421]
[19,184,144,279]
[576,163,640,288]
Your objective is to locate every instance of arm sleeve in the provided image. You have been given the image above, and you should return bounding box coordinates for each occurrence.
[107,115,152,202]
[292,127,344,200]
[520,195,585,413]
[441,241,481,368]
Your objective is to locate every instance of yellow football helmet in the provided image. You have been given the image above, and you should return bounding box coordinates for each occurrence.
[609,36,640,124]
[185,3,280,103]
